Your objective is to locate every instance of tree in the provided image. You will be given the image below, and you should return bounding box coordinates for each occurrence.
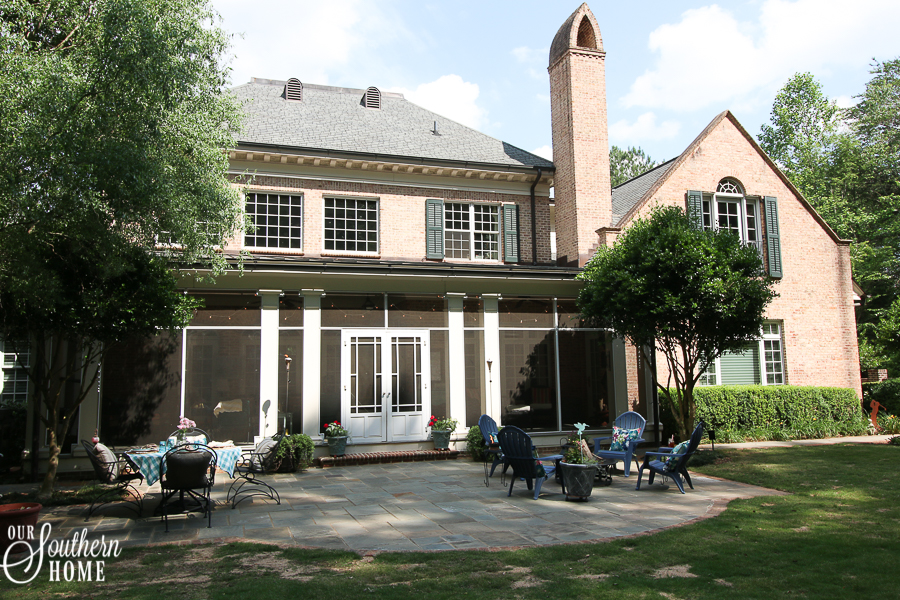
[577,206,777,440]
[610,145,658,187]
[0,0,244,497]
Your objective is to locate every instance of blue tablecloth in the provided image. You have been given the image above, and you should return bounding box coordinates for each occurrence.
[126,446,243,487]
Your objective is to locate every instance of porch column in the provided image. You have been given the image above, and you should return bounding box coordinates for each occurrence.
[482,294,502,421]
[301,290,324,439]
[611,336,629,419]
[446,293,466,429]
[259,290,281,439]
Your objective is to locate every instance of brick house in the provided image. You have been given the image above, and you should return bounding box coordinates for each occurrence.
[10,3,861,468]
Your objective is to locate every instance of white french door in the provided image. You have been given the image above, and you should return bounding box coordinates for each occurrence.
[341,330,430,443]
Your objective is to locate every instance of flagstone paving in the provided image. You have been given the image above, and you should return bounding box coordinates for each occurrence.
[29,459,781,553]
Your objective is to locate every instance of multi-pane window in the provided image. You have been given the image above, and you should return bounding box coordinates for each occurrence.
[1,339,30,407]
[762,322,784,385]
[698,360,717,386]
[444,203,499,260]
[324,198,378,253]
[701,179,760,252]
[245,193,303,249]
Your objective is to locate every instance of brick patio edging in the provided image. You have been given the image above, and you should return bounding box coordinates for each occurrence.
[314,449,460,468]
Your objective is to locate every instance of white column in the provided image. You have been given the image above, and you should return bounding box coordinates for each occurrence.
[301,290,324,438]
[483,294,502,421]
[258,290,281,440]
[446,293,466,428]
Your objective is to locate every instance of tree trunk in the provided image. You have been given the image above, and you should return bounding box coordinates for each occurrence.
[38,429,60,499]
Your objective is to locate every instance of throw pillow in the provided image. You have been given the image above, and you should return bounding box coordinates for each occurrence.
[609,426,641,452]
[665,441,690,469]
[93,442,118,482]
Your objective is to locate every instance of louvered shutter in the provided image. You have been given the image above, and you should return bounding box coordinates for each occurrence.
[426,199,444,259]
[764,196,783,278]
[687,190,704,229]
[503,204,519,263]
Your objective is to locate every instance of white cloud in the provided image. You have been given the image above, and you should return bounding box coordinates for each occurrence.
[609,113,681,144]
[531,145,553,161]
[622,0,900,112]
[834,95,856,109]
[212,0,414,86]
[391,75,488,130]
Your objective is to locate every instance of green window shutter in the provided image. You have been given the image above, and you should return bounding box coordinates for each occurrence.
[503,204,519,263]
[426,199,444,259]
[687,190,703,229]
[719,344,761,385]
[764,196,783,278]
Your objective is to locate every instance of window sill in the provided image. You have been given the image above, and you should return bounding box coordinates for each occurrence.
[321,252,381,259]
[244,248,305,256]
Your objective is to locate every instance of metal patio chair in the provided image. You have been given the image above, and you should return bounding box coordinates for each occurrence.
[227,437,282,508]
[159,444,217,531]
[81,440,144,520]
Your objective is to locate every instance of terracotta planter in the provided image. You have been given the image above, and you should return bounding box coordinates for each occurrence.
[0,502,42,554]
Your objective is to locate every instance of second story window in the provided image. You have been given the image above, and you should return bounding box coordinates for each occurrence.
[1,339,29,408]
[445,203,500,260]
[324,197,378,253]
[701,179,760,251]
[244,193,303,250]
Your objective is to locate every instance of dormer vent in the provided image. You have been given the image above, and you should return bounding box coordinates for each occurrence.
[285,78,303,101]
[363,86,381,109]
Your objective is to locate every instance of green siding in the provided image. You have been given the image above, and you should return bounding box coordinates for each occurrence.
[719,345,760,385]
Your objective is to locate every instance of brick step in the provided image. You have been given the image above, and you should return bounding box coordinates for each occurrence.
[315,449,460,468]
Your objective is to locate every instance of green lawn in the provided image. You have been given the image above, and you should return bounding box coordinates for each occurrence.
[3,444,897,599]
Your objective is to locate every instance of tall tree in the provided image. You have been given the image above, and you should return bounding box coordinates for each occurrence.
[0,0,244,497]
[577,206,777,440]
[610,145,659,187]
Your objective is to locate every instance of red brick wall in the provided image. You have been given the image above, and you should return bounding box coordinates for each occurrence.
[628,117,861,397]
[223,175,554,264]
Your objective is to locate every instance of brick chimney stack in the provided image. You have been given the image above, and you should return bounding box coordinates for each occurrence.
[549,3,611,267]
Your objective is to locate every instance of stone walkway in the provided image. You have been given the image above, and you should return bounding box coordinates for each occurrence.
[32,459,780,553]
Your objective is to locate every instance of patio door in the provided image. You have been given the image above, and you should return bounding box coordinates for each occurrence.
[341,330,430,443]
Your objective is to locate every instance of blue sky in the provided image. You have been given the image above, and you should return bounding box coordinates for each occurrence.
[212,0,900,164]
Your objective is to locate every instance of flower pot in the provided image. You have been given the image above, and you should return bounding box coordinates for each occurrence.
[326,436,348,457]
[0,502,42,555]
[431,430,452,450]
[559,462,598,501]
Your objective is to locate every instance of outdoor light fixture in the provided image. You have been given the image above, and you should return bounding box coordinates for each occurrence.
[363,296,376,311]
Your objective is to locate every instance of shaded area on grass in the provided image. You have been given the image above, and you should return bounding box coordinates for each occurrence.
[1,444,898,599]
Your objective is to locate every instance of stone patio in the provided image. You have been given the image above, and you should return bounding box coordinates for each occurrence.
[31,458,781,553]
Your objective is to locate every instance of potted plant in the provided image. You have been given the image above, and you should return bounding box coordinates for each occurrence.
[271,433,315,472]
[428,415,458,450]
[323,421,350,456]
[0,502,42,555]
[559,422,598,501]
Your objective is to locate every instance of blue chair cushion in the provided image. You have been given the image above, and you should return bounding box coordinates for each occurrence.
[610,426,641,452]
[666,441,690,468]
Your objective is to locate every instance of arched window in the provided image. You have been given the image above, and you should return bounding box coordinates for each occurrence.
[701,178,759,250]
[363,86,381,109]
[285,78,302,102]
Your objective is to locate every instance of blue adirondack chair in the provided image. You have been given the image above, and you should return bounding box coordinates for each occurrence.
[497,426,558,500]
[635,422,704,494]
[478,414,504,485]
[592,411,647,476]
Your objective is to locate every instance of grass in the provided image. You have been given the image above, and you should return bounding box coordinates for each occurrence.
[2,444,898,599]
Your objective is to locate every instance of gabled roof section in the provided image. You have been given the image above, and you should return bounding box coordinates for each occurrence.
[232,79,554,170]
[611,158,676,224]
[615,110,846,245]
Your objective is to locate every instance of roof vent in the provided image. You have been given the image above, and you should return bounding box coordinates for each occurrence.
[363,86,381,109]
[285,78,302,102]
[432,120,440,136]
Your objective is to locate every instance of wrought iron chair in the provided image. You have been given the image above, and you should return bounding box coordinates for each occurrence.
[159,444,217,531]
[478,414,505,486]
[592,411,647,476]
[227,437,281,508]
[497,426,559,500]
[81,440,144,520]
[635,422,704,494]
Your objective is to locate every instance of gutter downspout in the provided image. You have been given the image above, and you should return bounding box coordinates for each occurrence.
[530,167,543,265]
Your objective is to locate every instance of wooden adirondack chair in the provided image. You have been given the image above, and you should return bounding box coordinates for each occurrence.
[478,414,505,485]
[635,422,704,494]
[592,411,647,476]
[497,426,558,500]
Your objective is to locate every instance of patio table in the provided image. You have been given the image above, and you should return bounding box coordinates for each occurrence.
[125,445,243,486]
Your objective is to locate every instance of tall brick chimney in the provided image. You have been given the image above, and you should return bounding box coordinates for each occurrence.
[549,3,611,267]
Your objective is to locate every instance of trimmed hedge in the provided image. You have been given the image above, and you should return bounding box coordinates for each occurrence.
[660,385,868,443]
[863,378,900,416]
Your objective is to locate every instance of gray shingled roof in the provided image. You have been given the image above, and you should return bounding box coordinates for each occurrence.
[611,158,676,225]
[232,79,554,170]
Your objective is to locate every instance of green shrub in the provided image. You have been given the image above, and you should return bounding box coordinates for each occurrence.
[877,413,900,434]
[465,425,486,461]
[660,385,868,442]
[273,433,315,472]
[865,378,900,415]
[889,435,900,446]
